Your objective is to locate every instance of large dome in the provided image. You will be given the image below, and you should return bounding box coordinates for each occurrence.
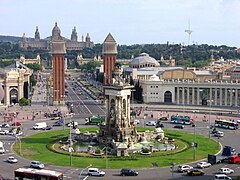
[130,53,160,68]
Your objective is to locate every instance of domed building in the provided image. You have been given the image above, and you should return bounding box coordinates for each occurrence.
[19,22,94,51]
[129,53,160,68]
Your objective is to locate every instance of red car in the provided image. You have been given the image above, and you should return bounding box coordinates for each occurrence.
[11,122,22,126]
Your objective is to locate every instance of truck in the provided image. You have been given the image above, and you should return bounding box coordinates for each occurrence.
[33,122,47,130]
[208,146,236,164]
[0,141,5,153]
[85,117,105,125]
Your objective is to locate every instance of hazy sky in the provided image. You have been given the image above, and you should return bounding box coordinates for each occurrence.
[1,0,240,47]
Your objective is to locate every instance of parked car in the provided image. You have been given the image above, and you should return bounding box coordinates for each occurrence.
[177,165,193,172]
[0,130,9,135]
[30,161,45,169]
[87,168,105,176]
[219,168,234,174]
[145,121,156,126]
[196,162,211,168]
[212,128,218,134]
[7,156,18,163]
[120,169,138,176]
[0,123,9,128]
[187,169,204,176]
[11,122,22,126]
[174,125,184,129]
[214,174,232,180]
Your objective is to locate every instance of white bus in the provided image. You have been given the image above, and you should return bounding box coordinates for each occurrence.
[15,168,63,180]
[214,119,239,130]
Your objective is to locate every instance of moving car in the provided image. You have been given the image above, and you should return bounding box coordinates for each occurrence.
[30,161,45,169]
[219,168,234,174]
[52,119,64,126]
[174,125,184,129]
[187,169,204,176]
[214,131,224,137]
[159,117,168,121]
[7,156,18,163]
[214,174,232,180]
[87,168,105,176]
[177,165,193,172]
[120,169,138,176]
[51,117,60,120]
[0,130,9,135]
[11,122,22,126]
[145,121,156,126]
[196,161,211,168]
[42,125,53,130]
[0,123,9,128]
[66,121,78,127]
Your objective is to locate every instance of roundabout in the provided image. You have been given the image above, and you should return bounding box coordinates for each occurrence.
[13,127,220,169]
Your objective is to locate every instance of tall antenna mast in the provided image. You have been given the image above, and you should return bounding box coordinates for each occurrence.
[185,20,193,46]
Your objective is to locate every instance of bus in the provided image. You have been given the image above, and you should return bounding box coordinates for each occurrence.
[15,168,63,180]
[170,115,191,125]
[214,119,239,130]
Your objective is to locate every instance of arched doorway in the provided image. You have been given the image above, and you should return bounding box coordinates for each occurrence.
[164,91,172,103]
[10,88,18,104]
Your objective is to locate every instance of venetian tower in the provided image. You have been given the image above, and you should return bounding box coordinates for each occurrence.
[102,33,118,86]
[51,22,66,105]
[98,65,138,156]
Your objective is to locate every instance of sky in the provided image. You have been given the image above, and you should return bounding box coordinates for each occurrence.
[0,0,240,47]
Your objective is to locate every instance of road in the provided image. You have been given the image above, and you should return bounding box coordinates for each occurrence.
[0,78,239,179]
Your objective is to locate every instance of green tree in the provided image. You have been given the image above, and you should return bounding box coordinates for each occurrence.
[19,97,29,106]
[26,63,42,72]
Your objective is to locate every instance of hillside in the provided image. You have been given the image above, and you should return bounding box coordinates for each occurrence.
[0,35,34,43]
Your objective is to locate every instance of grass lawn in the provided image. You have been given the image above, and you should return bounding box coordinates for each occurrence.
[13,127,220,169]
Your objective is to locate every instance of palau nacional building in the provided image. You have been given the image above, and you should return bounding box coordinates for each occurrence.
[19,22,94,50]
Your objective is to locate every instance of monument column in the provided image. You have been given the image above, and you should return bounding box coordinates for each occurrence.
[192,87,195,105]
[230,89,233,106]
[224,88,228,106]
[177,87,180,104]
[102,33,118,87]
[197,88,200,105]
[235,89,238,106]
[220,88,223,106]
[51,22,66,106]
[215,88,218,106]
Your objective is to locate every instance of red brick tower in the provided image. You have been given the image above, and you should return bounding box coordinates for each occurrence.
[102,33,118,86]
[51,22,66,105]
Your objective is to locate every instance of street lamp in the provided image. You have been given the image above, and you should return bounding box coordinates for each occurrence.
[170,162,176,180]
[192,110,198,160]
[207,99,214,139]
[79,164,92,180]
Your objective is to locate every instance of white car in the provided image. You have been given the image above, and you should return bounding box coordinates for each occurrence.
[196,161,211,168]
[30,161,45,169]
[0,130,9,135]
[7,156,18,163]
[145,121,156,126]
[177,164,193,172]
[219,167,234,174]
[88,168,105,176]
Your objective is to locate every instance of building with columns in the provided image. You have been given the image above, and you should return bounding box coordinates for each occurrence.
[141,73,240,107]
[0,62,32,106]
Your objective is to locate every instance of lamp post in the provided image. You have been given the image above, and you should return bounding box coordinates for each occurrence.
[79,164,92,180]
[170,162,176,180]
[69,114,73,166]
[192,110,197,160]
[208,99,214,139]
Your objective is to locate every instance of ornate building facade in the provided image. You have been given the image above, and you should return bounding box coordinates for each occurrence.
[19,22,94,51]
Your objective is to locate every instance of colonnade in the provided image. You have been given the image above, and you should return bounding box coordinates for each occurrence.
[175,86,240,107]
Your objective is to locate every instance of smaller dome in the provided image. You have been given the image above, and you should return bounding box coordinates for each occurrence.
[149,74,160,81]
[52,22,61,37]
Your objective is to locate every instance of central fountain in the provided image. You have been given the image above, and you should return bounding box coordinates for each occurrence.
[68,65,174,156]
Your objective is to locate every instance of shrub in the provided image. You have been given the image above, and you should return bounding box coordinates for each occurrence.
[19,97,29,106]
